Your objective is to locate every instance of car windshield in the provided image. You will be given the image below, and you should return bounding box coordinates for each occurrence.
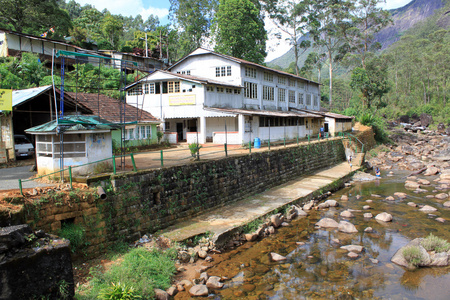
[15,136,31,144]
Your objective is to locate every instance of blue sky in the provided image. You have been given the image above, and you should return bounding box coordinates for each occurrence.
[74,0,412,25]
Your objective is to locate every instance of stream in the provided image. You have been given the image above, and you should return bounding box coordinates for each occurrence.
[198,170,450,299]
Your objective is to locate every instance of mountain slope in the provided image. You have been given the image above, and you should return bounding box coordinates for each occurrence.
[268,0,446,69]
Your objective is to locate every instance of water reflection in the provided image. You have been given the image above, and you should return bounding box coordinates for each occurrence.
[179,171,450,299]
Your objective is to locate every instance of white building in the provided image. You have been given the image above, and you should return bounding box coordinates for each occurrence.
[125,48,323,145]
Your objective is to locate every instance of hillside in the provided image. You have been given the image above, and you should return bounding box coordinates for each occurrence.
[268,0,446,69]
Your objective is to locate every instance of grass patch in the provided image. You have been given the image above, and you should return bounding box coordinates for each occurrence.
[421,234,450,253]
[58,223,87,253]
[242,218,264,234]
[402,246,424,267]
[77,247,177,299]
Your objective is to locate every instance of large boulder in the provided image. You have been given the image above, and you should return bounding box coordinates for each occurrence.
[375,212,393,222]
[419,113,433,127]
[419,205,437,212]
[315,218,339,228]
[154,289,169,300]
[340,245,364,253]
[324,200,339,207]
[206,276,223,289]
[189,285,209,297]
[270,214,283,228]
[435,193,449,200]
[338,221,358,233]
[270,252,287,262]
[424,166,439,176]
[340,210,354,218]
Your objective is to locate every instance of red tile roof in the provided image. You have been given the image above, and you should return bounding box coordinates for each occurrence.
[64,92,160,124]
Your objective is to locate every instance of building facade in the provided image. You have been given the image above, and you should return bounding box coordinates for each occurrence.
[126,48,324,145]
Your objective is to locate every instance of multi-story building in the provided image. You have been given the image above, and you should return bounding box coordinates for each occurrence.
[125,48,324,145]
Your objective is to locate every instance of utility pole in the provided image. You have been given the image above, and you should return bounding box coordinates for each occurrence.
[145,32,148,58]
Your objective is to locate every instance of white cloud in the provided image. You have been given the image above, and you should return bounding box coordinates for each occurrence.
[380,0,412,10]
[139,7,169,21]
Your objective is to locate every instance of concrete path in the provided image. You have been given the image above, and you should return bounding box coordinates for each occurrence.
[0,166,56,191]
[160,153,363,243]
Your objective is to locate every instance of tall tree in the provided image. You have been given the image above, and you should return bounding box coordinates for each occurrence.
[309,0,354,108]
[344,0,392,68]
[213,0,267,64]
[264,0,312,75]
[0,0,72,37]
[169,0,217,58]
[101,14,123,49]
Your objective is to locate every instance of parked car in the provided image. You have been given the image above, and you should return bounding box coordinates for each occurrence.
[14,135,35,158]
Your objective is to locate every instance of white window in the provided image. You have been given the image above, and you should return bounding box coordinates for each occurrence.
[165,122,171,131]
[263,86,274,101]
[226,88,233,94]
[168,81,180,93]
[216,66,231,77]
[298,80,305,89]
[149,83,155,94]
[146,126,151,139]
[53,134,86,158]
[127,85,142,96]
[278,88,286,102]
[217,87,224,93]
[314,95,319,106]
[306,94,312,105]
[289,90,296,103]
[263,72,273,82]
[298,93,304,105]
[234,89,241,94]
[245,67,256,78]
[244,82,257,99]
[206,85,214,92]
[36,135,52,157]
[288,79,296,87]
[144,84,149,94]
[278,76,286,85]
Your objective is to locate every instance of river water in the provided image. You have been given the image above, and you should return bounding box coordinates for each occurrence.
[201,170,450,299]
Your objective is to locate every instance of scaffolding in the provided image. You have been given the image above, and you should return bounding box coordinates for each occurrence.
[51,49,153,175]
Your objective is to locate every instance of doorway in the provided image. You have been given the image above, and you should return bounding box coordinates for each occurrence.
[176,123,183,142]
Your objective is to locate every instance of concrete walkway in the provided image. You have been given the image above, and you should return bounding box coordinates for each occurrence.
[160,153,364,244]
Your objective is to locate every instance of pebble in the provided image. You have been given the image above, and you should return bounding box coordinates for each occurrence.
[369,258,379,264]
[348,252,359,259]
[407,202,417,207]
[364,227,373,232]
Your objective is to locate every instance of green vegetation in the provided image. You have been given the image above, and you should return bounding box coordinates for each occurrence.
[77,247,177,299]
[242,218,264,234]
[98,282,141,300]
[188,143,202,158]
[421,234,450,253]
[402,245,424,268]
[58,223,87,253]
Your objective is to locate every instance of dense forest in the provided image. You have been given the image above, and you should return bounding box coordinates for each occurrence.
[0,0,449,131]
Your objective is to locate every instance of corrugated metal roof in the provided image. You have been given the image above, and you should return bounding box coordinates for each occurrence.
[12,85,52,107]
[292,108,354,120]
[25,115,118,134]
[205,107,322,118]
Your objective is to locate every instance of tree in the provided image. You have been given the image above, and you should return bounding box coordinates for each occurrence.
[213,0,267,64]
[344,0,392,68]
[309,0,354,109]
[264,0,312,75]
[0,0,71,37]
[101,14,123,49]
[350,56,390,109]
[169,0,217,58]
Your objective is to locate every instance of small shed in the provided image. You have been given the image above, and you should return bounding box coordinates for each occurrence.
[25,115,117,176]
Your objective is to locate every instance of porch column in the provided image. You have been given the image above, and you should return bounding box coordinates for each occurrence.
[238,114,245,144]
[200,116,207,144]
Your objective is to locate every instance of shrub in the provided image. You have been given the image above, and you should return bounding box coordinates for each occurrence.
[58,223,86,253]
[188,143,202,158]
[421,234,450,253]
[81,247,177,299]
[98,282,141,300]
[402,246,424,267]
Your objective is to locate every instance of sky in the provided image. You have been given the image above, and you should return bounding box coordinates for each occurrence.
[74,0,413,61]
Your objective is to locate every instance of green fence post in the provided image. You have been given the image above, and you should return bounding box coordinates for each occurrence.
[318,133,320,141]
[308,134,310,143]
[160,150,164,167]
[284,137,286,147]
[130,153,137,172]
[362,144,364,153]
[249,141,251,154]
[19,179,23,195]
[112,155,116,175]
[224,143,228,157]
[268,140,271,151]
[68,166,73,190]
[297,136,299,146]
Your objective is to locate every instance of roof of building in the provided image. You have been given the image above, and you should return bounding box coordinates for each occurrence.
[5,85,91,114]
[25,115,118,134]
[125,70,242,90]
[291,108,354,120]
[205,107,322,118]
[64,91,160,124]
[168,48,320,85]
[0,28,82,50]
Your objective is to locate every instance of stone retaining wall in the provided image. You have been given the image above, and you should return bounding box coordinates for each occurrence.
[17,139,346,255]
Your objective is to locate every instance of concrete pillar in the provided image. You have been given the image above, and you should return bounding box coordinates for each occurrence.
[200,116,206,144]
[238,114,245,144]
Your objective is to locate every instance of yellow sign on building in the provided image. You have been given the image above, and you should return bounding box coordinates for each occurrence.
[169,94,196,106]
[0,89,12,111]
